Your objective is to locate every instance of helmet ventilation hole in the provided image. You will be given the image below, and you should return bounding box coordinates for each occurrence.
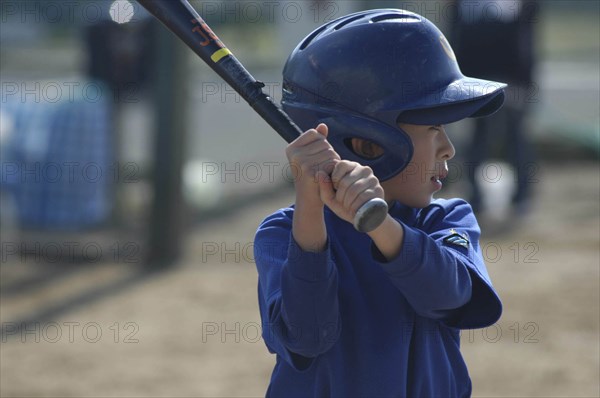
[371,13,421,23]
[333,14,368,30]
[299,25,329,50]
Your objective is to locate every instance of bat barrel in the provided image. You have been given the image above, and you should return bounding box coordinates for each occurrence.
[138,0,303,142]
[137,0,217,64]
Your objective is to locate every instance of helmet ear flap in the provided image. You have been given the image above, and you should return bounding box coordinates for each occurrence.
[322,114,413,181]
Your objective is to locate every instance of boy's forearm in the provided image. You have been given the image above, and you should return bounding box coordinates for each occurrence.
[292,198,327,252]
[367,215,404,261]
[374,224,473,318]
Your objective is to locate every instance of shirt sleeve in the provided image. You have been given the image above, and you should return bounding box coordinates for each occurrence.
[373,199,502,329]
[254,208,341,370]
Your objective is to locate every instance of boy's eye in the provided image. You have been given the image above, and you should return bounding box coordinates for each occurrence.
[348,138,384,159]
[362,143,383,158]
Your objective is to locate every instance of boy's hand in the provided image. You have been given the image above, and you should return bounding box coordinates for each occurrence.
[318,161,385,226]
[286,123,340,252]
[286,124,340,210]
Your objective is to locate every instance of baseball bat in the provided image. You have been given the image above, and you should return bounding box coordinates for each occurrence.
[136,0,388,233]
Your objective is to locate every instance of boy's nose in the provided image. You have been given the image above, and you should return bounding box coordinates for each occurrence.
[438,127,456,161]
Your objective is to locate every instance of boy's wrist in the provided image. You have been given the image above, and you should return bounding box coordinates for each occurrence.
[294,193,324,214]
[293,197,327,252]
[367,215,404,261]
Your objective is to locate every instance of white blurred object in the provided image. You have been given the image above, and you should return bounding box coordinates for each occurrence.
[118,101,153,169]
[110,0,135,24]
[476,160,516,221]
[0,109,17,228]
[183,159,224,210]
[0,109,15,144]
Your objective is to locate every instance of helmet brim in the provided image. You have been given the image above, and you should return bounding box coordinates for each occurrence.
[396,77,507,126]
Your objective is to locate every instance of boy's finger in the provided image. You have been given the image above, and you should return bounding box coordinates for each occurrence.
[336,175,361,206]
[349,188,379,214]
[330,161,355,186]
[315,158,338,177]
[291,128,326,147]
[286,140,336,159]
[344,179,376,210]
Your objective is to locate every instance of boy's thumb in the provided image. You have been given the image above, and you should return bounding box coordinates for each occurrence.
[317,171,334,199]
[315,123,328,138]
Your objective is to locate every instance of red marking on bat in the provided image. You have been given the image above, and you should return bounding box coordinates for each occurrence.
[191,19,223,48]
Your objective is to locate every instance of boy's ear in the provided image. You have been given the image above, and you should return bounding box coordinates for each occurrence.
[350,138,384,159]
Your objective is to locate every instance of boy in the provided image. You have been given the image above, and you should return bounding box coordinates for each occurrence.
[255,9,504,397]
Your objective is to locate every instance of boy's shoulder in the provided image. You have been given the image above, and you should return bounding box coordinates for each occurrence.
[256,205,295,230]
[424,198,474,214]
[385,197,475,222]
[416,198,478,231]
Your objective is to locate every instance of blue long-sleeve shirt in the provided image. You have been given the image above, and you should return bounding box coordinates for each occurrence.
[254,198,502,397]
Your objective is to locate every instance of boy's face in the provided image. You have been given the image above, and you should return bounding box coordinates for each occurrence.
[383,123,455,208]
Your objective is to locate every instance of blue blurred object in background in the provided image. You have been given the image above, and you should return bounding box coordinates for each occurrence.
[2,81,114,230]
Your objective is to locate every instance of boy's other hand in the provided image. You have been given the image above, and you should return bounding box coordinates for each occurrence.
[318,161,385,226]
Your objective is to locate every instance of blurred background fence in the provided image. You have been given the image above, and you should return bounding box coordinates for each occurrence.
[1,1,598,397]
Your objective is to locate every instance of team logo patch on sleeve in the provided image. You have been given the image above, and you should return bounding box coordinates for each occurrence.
[443,229,470,249]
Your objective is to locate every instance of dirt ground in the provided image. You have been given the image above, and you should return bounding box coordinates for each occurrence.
[1,160,599,398]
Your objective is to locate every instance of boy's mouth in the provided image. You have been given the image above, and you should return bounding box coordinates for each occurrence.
[431,168,448,182]
[430,167,448,187]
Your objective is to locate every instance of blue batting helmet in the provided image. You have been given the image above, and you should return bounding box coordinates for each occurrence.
[281,9,506,181]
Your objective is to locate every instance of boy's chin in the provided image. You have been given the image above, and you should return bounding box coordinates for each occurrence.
[395,195,434,209]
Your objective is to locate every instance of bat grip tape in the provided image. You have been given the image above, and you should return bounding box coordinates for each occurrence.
[251,96,303,143]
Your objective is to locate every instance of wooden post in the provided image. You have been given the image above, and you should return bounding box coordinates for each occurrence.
[147,24,187,267]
